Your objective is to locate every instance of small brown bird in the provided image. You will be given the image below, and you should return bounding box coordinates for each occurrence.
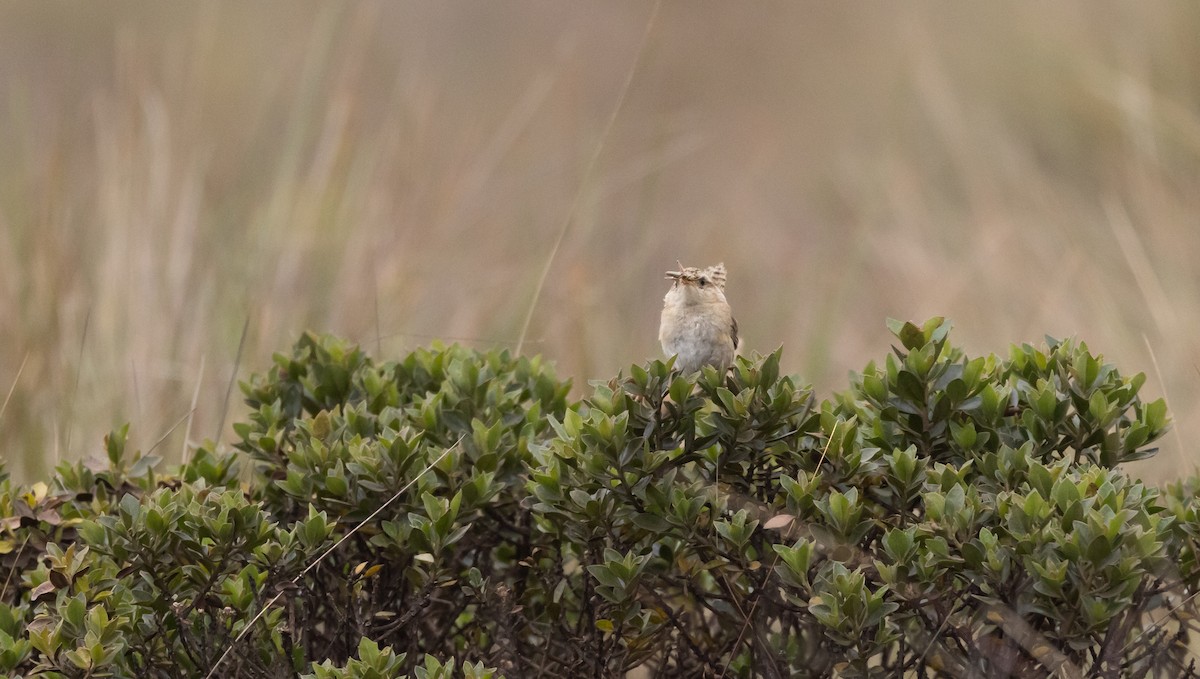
[658,262,739,373]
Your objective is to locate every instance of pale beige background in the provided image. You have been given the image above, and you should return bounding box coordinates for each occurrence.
[0,3,1196,483]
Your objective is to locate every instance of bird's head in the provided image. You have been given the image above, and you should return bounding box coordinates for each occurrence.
[664,262,728,306]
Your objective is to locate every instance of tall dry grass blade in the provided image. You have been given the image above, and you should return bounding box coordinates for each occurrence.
[373,260,382,357]
[181,355,206,464]
[215,316,250,443]
[1081,62,1200,155]
[514,0,663,355]
[130,358,142,420]
[0,352,29,437]
[1104,198,1174,335]
[64,309,91,455]
[375,330,535,347]
[442,69,558,235]
[204,435,465,679]
[1142,333,1187,467]
[147,408,198,457]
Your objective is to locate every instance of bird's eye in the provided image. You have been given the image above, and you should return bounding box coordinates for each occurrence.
[698,278,708,288]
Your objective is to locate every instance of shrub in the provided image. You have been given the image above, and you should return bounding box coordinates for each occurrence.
[0,320,1196,678]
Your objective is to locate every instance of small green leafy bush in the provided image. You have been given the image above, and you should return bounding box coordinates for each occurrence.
[1,321,1196,678]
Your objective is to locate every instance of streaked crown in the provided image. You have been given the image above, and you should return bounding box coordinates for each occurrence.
[665,262,727,290]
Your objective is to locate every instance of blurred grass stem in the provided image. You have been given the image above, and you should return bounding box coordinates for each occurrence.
[515,0,662,355]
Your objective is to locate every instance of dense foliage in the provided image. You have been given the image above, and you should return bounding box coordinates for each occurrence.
[1,320,1197,678]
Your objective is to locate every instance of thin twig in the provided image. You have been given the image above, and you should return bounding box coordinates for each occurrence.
[981,604,1082,679]
[813,421,837,472]
[916,592,965,668]
[718,421,839,678]
[1121,587,1200,655]
[0,534,30,601]
[203,435,464,679]
[514,0,662,355]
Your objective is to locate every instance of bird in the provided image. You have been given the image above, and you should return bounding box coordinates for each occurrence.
[658,262,739,373]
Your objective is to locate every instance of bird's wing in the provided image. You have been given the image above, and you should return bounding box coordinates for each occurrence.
[731,316,740,351]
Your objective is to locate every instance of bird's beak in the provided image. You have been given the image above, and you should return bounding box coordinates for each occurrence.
[665,270,682,279]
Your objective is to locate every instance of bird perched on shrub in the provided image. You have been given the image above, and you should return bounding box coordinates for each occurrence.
[659,262,739,373]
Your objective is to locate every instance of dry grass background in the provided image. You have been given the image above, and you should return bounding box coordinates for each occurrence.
[0,2,1198,484]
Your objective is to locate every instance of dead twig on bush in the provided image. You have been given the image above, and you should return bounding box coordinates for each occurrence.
[203,435,464,679]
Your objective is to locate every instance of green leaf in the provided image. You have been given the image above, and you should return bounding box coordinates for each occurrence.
[631,513,671,532]
[1145,398,1168,432]
[950,420,977,450]
[760,350,780,388]
[1088,391,1112,426]
[668,375,693,407]
[863,373,887,402]
[65,594,87,629]
[587,564,622,589]
[324,474,348,496]
[897,321,927,351]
